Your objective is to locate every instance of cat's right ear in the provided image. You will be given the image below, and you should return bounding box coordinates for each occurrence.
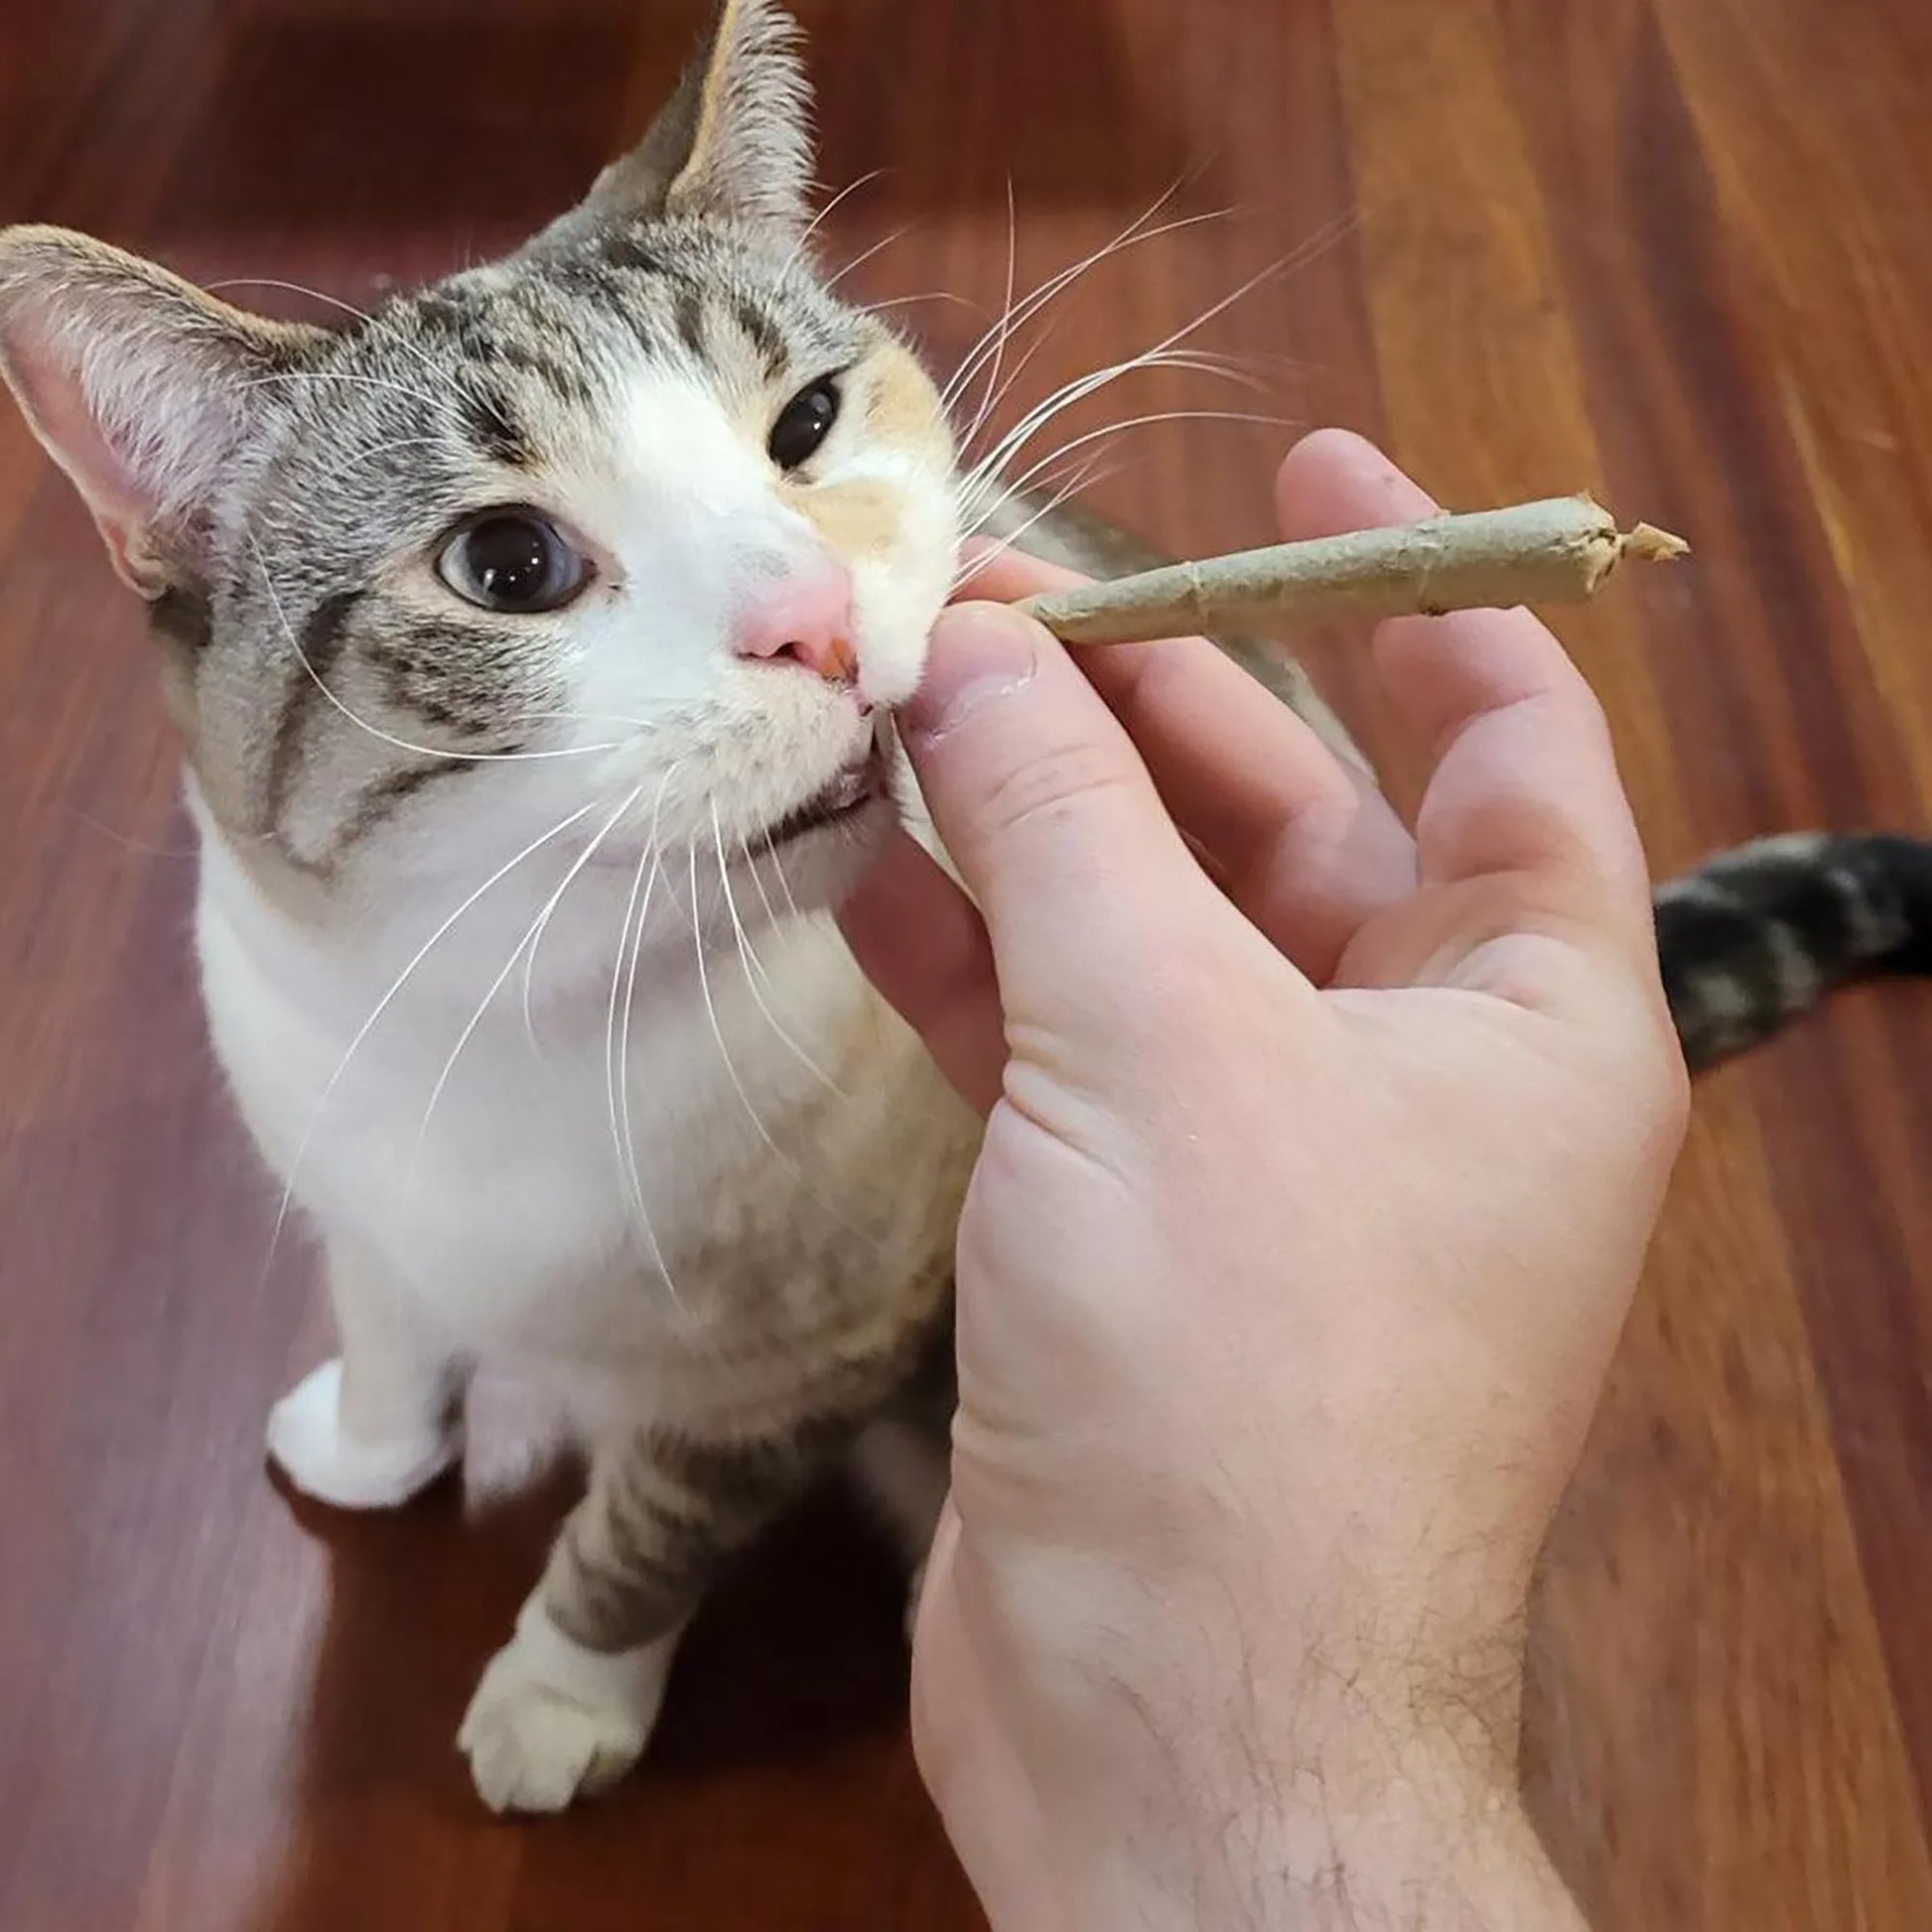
[532,0,814,248]
[0,225,328,597]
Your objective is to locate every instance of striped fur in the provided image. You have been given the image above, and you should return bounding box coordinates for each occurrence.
[1657,833,1932,1069]
[1,0,1927,1819]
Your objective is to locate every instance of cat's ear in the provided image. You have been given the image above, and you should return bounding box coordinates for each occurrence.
[0,225,328,597]
[549,0,814,241]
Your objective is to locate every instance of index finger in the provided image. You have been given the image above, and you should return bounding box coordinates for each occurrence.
[1281,432,1655,957]
[960,535,1417,981]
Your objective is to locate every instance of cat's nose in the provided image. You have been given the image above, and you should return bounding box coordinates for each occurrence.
[734,557,857,684]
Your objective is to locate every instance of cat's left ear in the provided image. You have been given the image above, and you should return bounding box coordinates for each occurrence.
[544,0,814,242]
[0,225,329,596]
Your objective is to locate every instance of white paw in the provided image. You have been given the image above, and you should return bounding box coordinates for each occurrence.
[266,1358,462,1510]
[458,1600,678,1815]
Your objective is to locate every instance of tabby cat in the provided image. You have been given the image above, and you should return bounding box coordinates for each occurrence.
[1,0,1925,1815]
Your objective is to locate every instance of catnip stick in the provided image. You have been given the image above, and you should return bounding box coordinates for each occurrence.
[1015,495,1689,645]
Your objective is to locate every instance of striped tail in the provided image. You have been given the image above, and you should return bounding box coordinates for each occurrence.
[1656,834,1932,1071]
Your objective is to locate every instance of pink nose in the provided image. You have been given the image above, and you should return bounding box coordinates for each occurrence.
[734,557,857,684]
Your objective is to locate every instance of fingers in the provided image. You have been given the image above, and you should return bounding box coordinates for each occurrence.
[1278,432,1655,955]
[836,829,1006,1115]
[896,600,1242,1036]
[959,540,1416,983]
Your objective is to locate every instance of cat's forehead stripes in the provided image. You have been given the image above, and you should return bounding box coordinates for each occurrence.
[388,223,873,464]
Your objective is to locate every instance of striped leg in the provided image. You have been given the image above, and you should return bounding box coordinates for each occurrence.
[458,1419,845,1813]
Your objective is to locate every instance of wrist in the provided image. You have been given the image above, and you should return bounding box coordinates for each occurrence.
[1052,1721,1581,1932]
[973,1605,1573,1932]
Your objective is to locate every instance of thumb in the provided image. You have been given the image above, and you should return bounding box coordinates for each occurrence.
[898,602,1213,1027]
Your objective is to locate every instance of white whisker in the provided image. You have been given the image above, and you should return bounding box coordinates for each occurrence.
[711,801,843,1093]
[823,223,913,292]
[609,769,681,1299]
[759,828,808,928]
[736,834,793,966]
[973,408,1291,536]
[686,845,884,1252]
[951,456,1119,592]
[957,214,1352,516]
[956,178,1020,462]
[864,290,981,316]
[938,191,1232,416]
[257,795,603,1287]
[786,167,891,271]
[413,788,642,1161]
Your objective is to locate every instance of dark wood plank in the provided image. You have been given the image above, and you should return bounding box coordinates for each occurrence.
[2,0,1930,1926]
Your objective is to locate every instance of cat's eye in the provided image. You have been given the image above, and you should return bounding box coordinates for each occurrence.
[767,377,842,471]
[436,510,592,615]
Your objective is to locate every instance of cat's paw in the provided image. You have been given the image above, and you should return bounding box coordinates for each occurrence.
[458,1602,677,1814]
[266,1358,462,1510]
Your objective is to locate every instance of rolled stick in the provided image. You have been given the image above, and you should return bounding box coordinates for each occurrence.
[1014,495,1689,645]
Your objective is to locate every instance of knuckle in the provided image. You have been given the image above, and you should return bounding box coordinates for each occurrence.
[972,736,1145,845]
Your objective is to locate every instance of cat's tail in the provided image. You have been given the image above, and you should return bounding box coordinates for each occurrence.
[1656,833,1932,1071]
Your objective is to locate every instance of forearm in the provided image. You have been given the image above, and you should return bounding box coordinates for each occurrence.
[950,1609,1585,1932]
[1023,1754,1584,1932]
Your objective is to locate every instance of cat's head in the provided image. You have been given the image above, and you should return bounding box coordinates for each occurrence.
[0,0,956,915]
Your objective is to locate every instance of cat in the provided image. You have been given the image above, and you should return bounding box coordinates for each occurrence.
[1,0,1926,1817]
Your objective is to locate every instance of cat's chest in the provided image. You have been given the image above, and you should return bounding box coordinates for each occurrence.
[198,876,898,1352]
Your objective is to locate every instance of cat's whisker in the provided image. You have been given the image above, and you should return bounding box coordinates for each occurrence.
[958,346,1287,523]
[938,190,1233,417]
[937,185,1185,414]
[956,178,1021,465]
[413,788,641,1163]
[974,409,1293,533]
[822,223,914,293]
[737,832,800,968]
[786,166,891,272]
[955,360,1243,533]
[685,846,880,1250]
[962,352,1231,505]
[957,214,1352,509]
[950,457,1119,592]
[862,290,980,315]
[759,827,808,929]
[610,769,681,1301]
[710,802,844,1094]
[257,795,605,1289]
[956,310,1067,461]
[961,296,1282,505]
[522,770,654,1043]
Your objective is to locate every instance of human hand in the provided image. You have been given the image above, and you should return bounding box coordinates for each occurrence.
[839,429,1688,1930]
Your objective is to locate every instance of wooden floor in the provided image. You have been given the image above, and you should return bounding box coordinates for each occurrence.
[3,0,1931,1925]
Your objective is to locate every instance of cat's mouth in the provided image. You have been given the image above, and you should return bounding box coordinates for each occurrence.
[762,738,891,849]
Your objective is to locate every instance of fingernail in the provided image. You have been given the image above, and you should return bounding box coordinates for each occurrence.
[901,603,1038,741]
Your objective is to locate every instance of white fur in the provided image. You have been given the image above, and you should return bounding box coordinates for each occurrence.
[459,1596,685,1813]
[267,1357,462,1508]
[194,345,963,1809]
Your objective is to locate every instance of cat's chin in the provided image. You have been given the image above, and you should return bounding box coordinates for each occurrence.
[740,790,898,912]
[583,787,897,916]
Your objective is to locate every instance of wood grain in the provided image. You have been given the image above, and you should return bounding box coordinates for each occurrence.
[2,0,1930,1925]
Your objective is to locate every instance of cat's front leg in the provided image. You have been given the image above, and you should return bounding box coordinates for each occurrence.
[459,1418,844,1813]
[267,1235,466,1509]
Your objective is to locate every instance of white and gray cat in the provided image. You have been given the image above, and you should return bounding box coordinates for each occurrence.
[1,0,1925,1817]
